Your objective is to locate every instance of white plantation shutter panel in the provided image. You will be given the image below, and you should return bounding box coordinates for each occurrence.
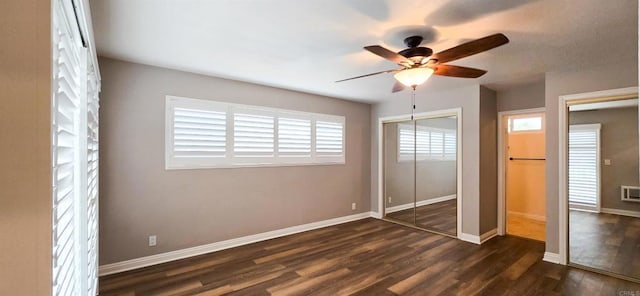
[444,131,456,159]
[415,129,430,159]
[398,124,415,159]
[52,2,82,295]
[234,111,275,157]
[86,71,99,296]
[568,125,600,207]
[172,108,227,157]
[278,117,311,156]
[315,120,344,157]
[430,130,444,156]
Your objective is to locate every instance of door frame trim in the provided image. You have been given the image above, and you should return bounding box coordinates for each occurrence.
[497,107,546,236]
[377,108,463,239]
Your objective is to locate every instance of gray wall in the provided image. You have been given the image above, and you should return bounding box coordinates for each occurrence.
[497,80,545,112]
[371,84,485,235]
[569,107,640,212]
[479,86,498,234]
[99,58,371,265]
[545,61,638,254]
[383,119,457,208]
[0,1,52,294]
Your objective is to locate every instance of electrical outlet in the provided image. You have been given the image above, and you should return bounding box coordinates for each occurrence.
[604,159,611,165]
[388,196,392,203]
[149,235,157,247]
[351,202,356,210]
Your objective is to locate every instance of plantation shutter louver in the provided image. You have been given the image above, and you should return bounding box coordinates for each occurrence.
[278,116,311,156]
[315,120,344,157]
[172,108,227,158]
[234,110,275,157]
[568,125,600,207]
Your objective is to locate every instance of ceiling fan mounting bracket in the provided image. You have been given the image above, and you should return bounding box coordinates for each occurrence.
[403,35,423,48]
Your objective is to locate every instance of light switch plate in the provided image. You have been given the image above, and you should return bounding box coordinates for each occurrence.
[604,159,611,165]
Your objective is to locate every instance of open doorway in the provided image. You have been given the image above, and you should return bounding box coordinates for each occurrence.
[498,109,546,241]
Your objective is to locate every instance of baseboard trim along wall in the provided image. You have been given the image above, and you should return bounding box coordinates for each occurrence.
[507,211,546,222]
[459,228,498,245]
[601,208,640,218]
[543,252,561,264]
[99,211,375,276]
[385,194,457,214]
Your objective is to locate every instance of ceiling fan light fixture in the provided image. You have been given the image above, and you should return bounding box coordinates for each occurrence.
[394,67,434,87]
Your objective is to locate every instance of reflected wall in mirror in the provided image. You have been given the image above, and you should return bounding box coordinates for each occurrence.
[383,115,458,236]
[568,97,640,279]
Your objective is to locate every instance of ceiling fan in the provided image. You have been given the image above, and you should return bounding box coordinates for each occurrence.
[336,33,509,92]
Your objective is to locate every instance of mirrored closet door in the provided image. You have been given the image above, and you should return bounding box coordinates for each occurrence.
[567,94,640,281]
[383,113,459,237]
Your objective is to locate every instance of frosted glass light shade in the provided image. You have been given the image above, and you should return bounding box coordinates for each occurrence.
[394,67,435,87]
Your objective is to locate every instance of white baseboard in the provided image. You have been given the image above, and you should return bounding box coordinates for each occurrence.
[543,252,561,264]
[99,211,375,276]
[601,207,640,218]
[459,228,497,245]
[385,194,457,214]
[507,211,546,222]
[371,211,383,219]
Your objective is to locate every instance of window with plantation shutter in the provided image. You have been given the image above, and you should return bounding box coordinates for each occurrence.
[165,96,345,168]
[568,124,601,210]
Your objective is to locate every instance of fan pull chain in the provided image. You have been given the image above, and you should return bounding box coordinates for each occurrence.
[411,86,416,120]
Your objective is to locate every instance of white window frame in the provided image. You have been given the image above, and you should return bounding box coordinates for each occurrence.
[568,123,601,212]
[165,96,346,169]
[508,113,545,134]
[397,123,456,162]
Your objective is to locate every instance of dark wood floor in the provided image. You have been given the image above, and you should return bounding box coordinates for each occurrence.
[386,199,457,235]
[570,210,640,279]
[100,218,640,295]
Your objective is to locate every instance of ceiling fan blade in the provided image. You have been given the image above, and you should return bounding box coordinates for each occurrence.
[364,45,414,66]
[433,64,487,78]
[431,33,509,64]
[392,81,406,93]
[335,68,401,83]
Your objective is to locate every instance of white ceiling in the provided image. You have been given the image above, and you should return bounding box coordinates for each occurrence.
[90,0,638,103]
